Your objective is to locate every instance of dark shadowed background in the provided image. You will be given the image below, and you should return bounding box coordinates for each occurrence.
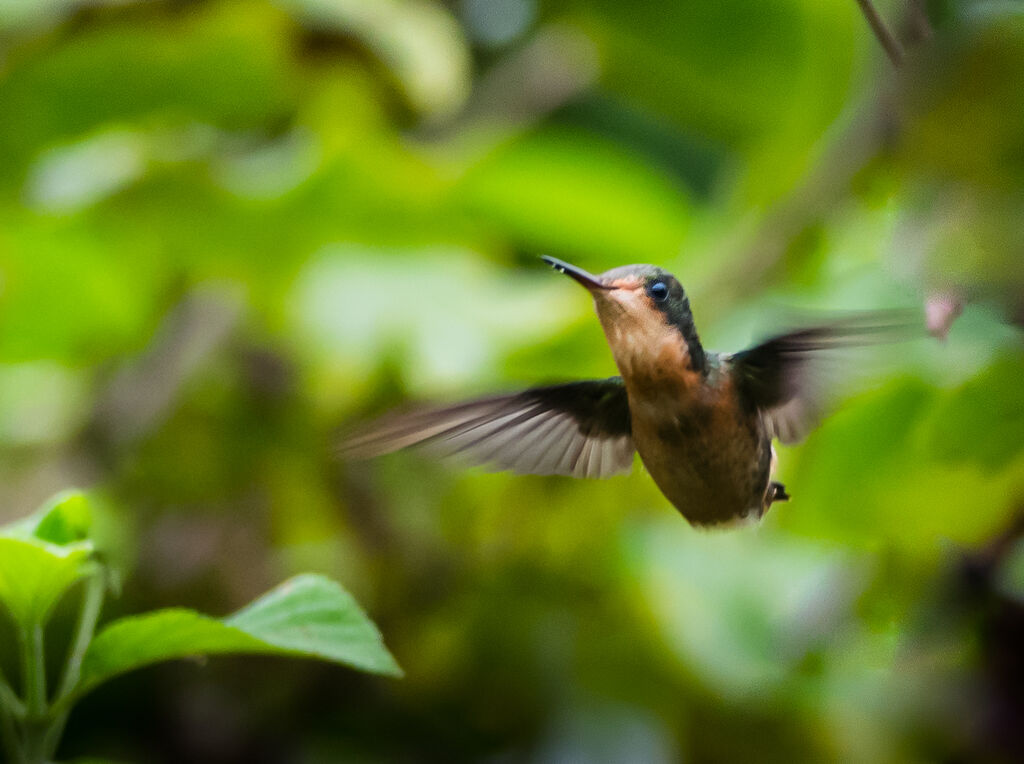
[0,0,1022,761]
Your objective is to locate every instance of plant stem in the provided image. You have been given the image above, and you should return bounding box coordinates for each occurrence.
[854,0,904,67]
[0,686,22,764]
[0,670,26,719]
[19,625,46,718]
[16,623,48,763]
[41,574,106,759]
[54,574,104,702]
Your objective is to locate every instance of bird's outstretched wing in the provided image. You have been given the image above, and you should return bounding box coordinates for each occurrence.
[730,312,920,443]
[340,378,634,478]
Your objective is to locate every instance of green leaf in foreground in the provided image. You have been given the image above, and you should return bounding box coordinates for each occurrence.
[0,537,93,628]
[2,488,93,545]
[76,574,401,697]
[31,490,93,545]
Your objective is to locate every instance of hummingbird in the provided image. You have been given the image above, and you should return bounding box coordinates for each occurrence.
[341,257,914,526]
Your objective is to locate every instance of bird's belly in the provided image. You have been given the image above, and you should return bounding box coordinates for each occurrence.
[631,397,770,526]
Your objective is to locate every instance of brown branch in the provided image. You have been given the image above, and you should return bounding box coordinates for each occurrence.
[903,0,934,46]
[854,0,905,67]
[91,285,245,446]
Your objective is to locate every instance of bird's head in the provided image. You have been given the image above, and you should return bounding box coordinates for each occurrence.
[542,256,706,376]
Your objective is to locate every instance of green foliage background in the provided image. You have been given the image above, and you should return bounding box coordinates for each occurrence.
[0,0,1021,761]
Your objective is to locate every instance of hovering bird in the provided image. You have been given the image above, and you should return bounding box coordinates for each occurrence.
[341,257,914,526]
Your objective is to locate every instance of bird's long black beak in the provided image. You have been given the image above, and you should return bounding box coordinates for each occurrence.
[541,256,616,291]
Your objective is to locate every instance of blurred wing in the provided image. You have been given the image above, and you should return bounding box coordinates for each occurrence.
[730,312,920,444]
[340,378,634,478]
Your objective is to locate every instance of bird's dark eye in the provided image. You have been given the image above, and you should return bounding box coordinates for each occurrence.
[648,281,669,302]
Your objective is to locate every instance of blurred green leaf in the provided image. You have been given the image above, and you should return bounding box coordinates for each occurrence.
[0,212,166,362]
[0,3,296,185]
[290,247,578,391]
[279,0,471,119]
[76,574,401,698]
[781,374,1024,551]
[639,520,867,699]
[571,0,859,204]
[457,128,691,264]
[924,353,1024,471]
[0,362,91,445]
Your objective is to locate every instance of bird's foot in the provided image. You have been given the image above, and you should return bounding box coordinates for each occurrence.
[755,481,790,520]
[768,481,790,504]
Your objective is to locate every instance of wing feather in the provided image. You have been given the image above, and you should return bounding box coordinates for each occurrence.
[341,378,634,479]
[547,424,582,475]
[730,311,920,443]
[573,438,595,479]
[513,415,569,473]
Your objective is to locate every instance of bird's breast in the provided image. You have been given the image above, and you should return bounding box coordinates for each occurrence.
[623,362,770,526]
